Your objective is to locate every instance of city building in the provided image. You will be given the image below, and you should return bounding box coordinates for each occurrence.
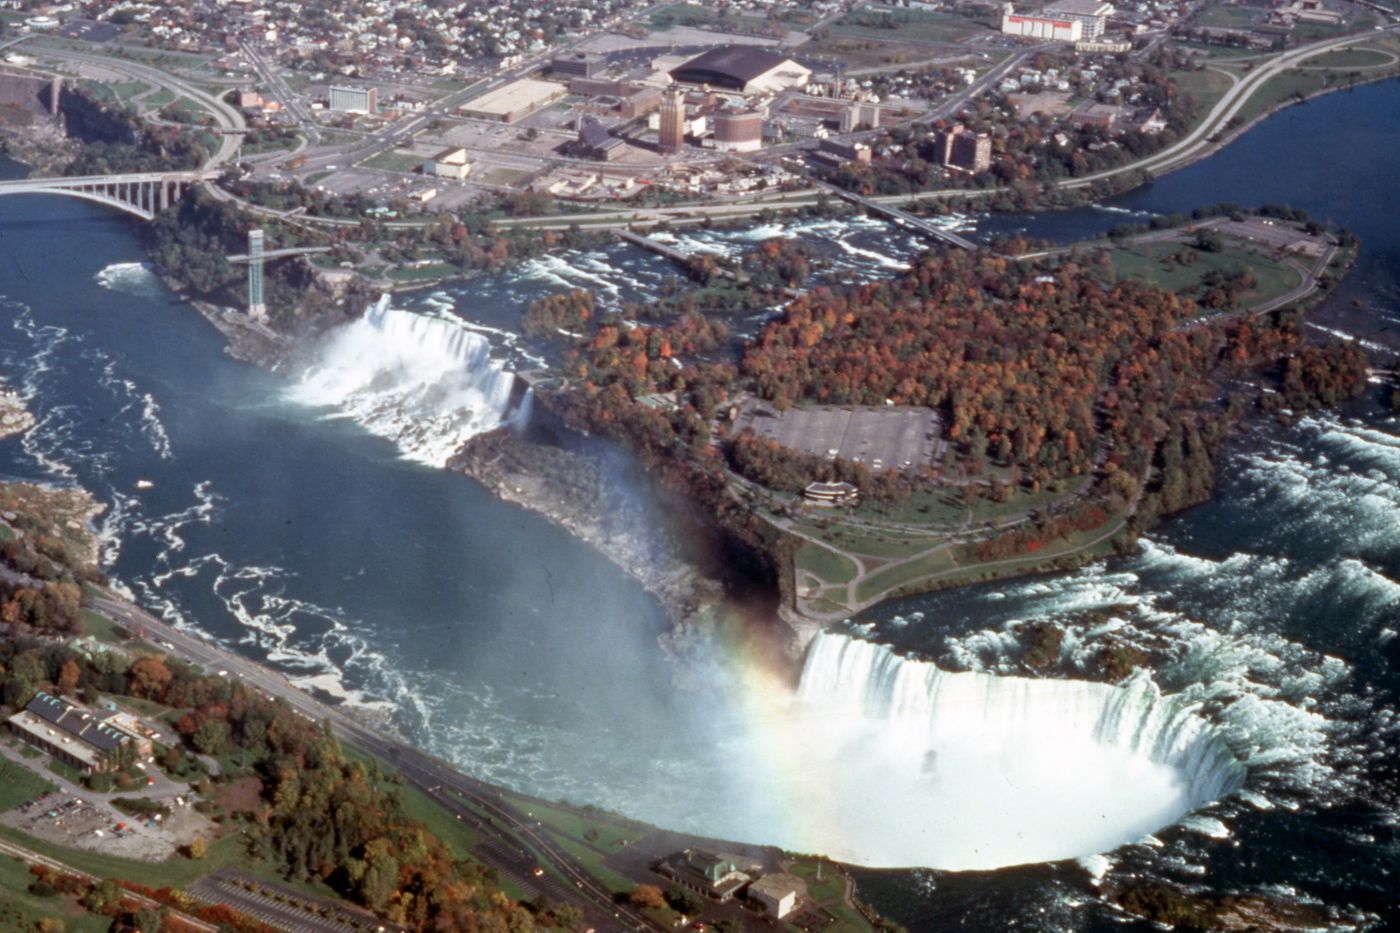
[658,86,686,154]
[747,873,807,919]
[656,849,752,901]
[551,51,606,78]
[818,137,872,164]
[328,84,377,114]
[1001,5,1083,42]
[5,692,136,774]
[459,78,566,123]
[619,86,662,120]
[670,46,811,94]
[1068,101,1124,130]
[1044,0,1114,38]
[840,100,881,132]
[713,108,764,152]
[422,147,471,179]
[576,117,626,161]
[936,125,991,173]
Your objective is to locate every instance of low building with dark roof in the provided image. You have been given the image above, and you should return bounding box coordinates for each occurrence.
[6,691,134,774]
[669,47,810,94]
[576,117,627,161]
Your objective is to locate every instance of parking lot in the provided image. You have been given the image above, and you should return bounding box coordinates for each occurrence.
[733,399,943,470]
[189,870,396,933]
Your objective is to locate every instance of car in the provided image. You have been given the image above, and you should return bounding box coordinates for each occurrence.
[531,866,544,877]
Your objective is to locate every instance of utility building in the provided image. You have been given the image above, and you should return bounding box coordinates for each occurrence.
[422,147,471,179]
[713,108,764,152]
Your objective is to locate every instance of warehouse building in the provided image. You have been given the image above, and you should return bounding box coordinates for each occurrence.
[459,78,566,123]
[670,46,811,94]
[1045,0,1114,38]
[6,692,137,774]
[422,147,471,179]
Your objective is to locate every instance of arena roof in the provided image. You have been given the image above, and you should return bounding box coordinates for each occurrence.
[669,46,808,92]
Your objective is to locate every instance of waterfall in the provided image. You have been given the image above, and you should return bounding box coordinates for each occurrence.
[289,297,517,466]
[769,631,1247,869]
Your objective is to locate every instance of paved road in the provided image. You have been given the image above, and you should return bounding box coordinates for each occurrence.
[34,46,247,169]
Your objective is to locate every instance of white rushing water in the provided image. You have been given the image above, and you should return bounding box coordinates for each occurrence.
[289,296,520,466]
[773,631,1244,870]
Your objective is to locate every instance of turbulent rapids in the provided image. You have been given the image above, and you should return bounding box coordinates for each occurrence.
[290,296,521,466]
[784,632,1246,870]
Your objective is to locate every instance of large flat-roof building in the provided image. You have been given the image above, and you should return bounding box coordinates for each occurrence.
[6,692,136,774]
[422,147,471,179]
[552,51,606,79]
[1002,0,1113,40]
[670,47,810,94]
[459,78,566,123]
[328,85,377,114]
[1045,0,1114,38]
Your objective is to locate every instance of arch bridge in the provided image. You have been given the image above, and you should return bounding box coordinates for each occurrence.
[0,170,218,221]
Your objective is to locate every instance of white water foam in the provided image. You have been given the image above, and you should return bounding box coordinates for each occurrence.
[754,631,1245,870]
[95,261,162,297]
[289,296,519,466]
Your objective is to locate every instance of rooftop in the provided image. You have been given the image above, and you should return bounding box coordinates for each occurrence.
[1044,0,1114,15]
[672,46,795,83]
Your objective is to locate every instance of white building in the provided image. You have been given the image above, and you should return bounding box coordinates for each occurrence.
[748,874,807,919]
[422,147,471,180]
[1045,0,1115,38]
[1001,4,1084,41]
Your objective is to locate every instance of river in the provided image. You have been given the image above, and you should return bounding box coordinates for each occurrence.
[2,77,1398,929]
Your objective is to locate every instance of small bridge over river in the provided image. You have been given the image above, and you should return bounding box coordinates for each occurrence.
[831,189,978,251]
[0,170,217,221]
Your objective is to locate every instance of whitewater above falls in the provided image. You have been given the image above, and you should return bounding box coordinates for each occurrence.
[289,297,519,466]
[766,632,1246,870]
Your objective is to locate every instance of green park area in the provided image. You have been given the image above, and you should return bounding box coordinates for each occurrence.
[360,148,425,173]
[831,4,992,43]
[1101,236,1304,313]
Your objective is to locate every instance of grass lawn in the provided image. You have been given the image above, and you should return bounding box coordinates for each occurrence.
[1195,2,1260,30]
[1170,66,1236,113]
[0,853,112,933]
[48,760,86,786]
[1103,239,1303,312]
[795,542,860,585]
[503,796,640,853]
[832,5,991,43]
[0,759,57,810]
[80,609,124,645]
[1300,47,1395,69]
[359,149,425,173]
[854,547,957,603]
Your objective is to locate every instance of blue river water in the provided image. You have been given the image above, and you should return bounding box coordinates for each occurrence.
[1,77,1398,929]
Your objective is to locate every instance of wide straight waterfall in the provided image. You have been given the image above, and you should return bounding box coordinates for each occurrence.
[289,297,518,465]
[775,631,1245,870]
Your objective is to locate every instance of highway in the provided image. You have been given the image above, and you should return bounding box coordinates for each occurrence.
[87,594,658,933]
[34,45,247,168]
